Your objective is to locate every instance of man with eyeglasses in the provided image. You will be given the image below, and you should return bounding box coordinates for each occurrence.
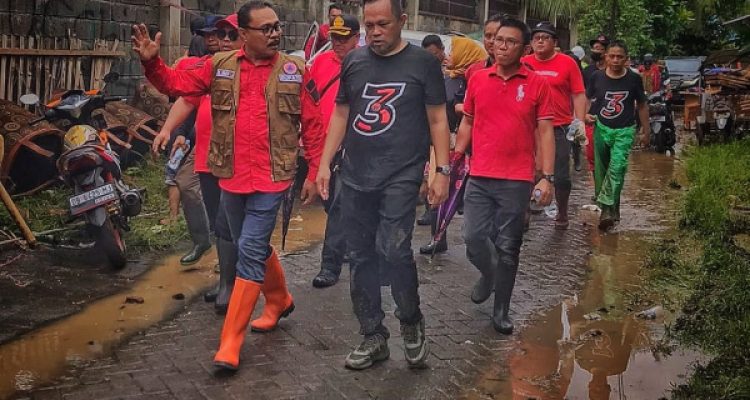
[521,22,586,230]
[316,0,450,370]
[308,14,360,289]
[454,17,554,335]
[133,0,325,371]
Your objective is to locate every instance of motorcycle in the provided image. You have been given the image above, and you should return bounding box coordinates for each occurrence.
[21,75,143,268]
[647,88,676,155]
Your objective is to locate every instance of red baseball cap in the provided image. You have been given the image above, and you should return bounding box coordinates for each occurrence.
[216,14,239,30]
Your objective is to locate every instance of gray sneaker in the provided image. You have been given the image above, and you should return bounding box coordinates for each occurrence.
[344,333,389,370]
[401,318,428,368]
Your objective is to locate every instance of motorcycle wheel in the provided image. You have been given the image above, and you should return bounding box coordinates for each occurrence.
[93,219,127,269]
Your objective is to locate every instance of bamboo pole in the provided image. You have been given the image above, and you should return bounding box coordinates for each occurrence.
[0,136,36,247]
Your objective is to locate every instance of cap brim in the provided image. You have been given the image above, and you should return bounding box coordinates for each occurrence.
[329,29,354,37]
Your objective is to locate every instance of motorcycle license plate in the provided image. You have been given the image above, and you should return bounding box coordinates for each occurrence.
[69,184,116,216]
[653,116,666,122]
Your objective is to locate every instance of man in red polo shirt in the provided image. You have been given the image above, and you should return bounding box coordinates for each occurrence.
[133,0,324,371]
[521,21,586,230]
[308,14,360,288]
[454,17,554,335]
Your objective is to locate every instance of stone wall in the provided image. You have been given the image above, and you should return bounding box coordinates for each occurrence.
[0,0,315,98]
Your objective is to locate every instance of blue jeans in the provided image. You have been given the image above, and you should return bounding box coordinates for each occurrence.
[221,190,285,283]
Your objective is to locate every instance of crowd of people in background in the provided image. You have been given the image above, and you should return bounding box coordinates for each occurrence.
[131,0,652,373]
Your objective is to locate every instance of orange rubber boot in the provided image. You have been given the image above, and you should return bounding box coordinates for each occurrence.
[250,247,295,332]
[213,278,262,370]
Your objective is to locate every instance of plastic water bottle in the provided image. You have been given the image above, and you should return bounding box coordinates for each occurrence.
[529,189,545,212]
[567,119,581,142]
[166,139,190,174]
[544,202,558,218]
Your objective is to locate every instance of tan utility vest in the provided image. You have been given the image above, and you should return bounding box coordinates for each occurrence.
[207,50,305,181]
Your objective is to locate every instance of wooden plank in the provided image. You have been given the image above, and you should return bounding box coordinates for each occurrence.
[24,36,33,96]
[35,36,42,97]
[0,48,125,57]
[17,36,24,102]
[74,38,83,88]
[50,38,59,99]
[0,35,7,100]
[43,37,51,102]
[7,35,15,101]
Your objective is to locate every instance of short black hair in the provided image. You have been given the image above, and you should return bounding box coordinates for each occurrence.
[362,0,405,18]
[485,13,506,26]
[329,3,343,12]
[607,40,628,54]
[421,34,443,49]
[499,17,531,45]
[237,0,274,29]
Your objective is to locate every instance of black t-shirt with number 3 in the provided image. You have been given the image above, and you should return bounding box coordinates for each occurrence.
[336,44,446,192]
[586,69,646,129]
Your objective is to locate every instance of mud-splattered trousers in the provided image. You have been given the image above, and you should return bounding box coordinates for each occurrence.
[341,180,423,338]
[593,121,636,219]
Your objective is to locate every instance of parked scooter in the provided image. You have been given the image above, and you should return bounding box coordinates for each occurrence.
[647,88,676,155]
[22,74,143,268]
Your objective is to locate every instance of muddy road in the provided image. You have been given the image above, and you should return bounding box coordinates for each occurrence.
[2,147,701,400]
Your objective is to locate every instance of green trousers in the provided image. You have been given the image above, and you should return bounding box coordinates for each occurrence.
[594,122,636,219]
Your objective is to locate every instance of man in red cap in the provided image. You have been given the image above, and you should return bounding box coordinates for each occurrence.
[308,14,360,288]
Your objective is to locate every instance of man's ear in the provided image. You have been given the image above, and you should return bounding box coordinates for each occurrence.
[399,13,408,27]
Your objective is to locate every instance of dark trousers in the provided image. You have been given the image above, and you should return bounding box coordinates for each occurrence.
[175,152,210,247]
[221,190,285,283]
[554,126,572,192]
[198,172,221,234]
[321,172,346,274]
[342,180,423,337]
[462,178,532,288]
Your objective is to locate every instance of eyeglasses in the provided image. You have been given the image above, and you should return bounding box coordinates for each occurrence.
[493,37,522,48]
[532,34,554,42]
[243,22,284,36]
[216,29,239,41]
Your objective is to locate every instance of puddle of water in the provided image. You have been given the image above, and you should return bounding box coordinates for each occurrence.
[0,202,328,399]
[468,150,704,399]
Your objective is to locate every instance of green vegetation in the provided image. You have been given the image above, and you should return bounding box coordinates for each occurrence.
[0,161,187,253]
[641,138,750,399]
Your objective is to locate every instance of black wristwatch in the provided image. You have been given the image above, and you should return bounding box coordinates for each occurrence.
[436,164,452,176]
[541,174,555,183]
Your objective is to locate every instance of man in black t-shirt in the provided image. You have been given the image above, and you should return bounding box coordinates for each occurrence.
[585,41,649,231]
[316,0,450,371]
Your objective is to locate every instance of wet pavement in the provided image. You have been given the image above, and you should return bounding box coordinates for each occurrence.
[4,149,699,399]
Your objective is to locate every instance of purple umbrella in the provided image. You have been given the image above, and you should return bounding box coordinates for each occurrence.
[432,154,470,259]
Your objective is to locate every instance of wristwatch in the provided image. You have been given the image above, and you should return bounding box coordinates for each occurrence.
[436,164,452,176]
[541,174,555,183]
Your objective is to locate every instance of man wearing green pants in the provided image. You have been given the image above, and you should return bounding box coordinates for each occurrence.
[585,40,649,230]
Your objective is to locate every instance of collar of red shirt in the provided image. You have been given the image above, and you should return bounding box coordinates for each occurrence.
[488,63,531,81]
[234,48,279,66]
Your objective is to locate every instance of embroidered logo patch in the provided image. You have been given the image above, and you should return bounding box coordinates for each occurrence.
[282,62,298,75]
[216,69,235,79]
[279,74,303,83]
[516,84,526,102]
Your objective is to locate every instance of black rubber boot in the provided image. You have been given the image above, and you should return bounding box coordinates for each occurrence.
[214,237,238,315]
[204,284,219,303]
[492,261,518,335]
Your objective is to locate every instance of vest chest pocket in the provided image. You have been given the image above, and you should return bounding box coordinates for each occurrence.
[211,88,233,111]
[277,84,301,115]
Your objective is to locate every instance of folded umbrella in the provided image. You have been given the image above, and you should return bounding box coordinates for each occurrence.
[281,157,308,251]
[432,154,470,259]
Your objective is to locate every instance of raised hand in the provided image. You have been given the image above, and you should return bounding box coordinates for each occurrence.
[131,24,162,62]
